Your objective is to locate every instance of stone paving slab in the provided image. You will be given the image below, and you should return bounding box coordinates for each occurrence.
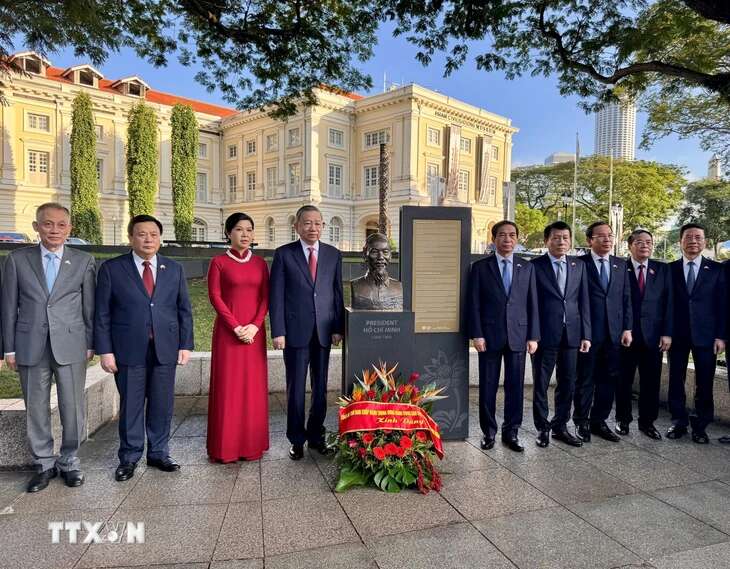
[651,481,730,534]
[266,543,378,569]
[650,541,730,569]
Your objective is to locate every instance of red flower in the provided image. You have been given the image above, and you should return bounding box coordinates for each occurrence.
[416,431,428,442]
[362,433,375,445]
[397,384,406,396]
[373,446,386,460]
[400,435,413,449]
[384,442,399,456]
[367,390,376,399]
[408,372,420,384]
[348,439,359,448]
[381,392,392,402]
[394,446,405,458]
[358,448,366,458]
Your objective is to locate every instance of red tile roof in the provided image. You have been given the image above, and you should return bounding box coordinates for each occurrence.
[45,66,237,118]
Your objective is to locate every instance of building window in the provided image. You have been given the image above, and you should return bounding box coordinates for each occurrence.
[328,128,344,148]
[128,82,142,97]
[198,142,208,159]
[191,218,207,241]
[227,144,237,159]
[246,139,256,155]
[288,127,301,147]
[364,166,378,198]
[288,162,301,195]
[27,113,50,132]
[288,216,297,241]
[427,163,440,205]
[460,137,472,153]
[492,145,499,161]
[488,176,498,205]
[266,218,275,246]
[328,163,343,197]
[329,217,343,246]
[266,166,277,199]
[79,70,95,86]
[364,129,390,149]
[96,159,103,191]
[95,125,104,141]
[266,133,278,152]
[25,58,41,75]
[246,171,256,201]
[458,170,469,194]
[27,150,49,184]
[228,174,237,202]
[427,127,441,146]
[196,172,208,202]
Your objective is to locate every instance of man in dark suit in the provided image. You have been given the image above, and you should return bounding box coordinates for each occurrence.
[667,223,726,444]
[270,205,344,460]
[615,229,673,440]
[721,259,730,445]
[531,221,591,448]
[95,215,194,481]
[575,221,633,442]
[468,220,540,453]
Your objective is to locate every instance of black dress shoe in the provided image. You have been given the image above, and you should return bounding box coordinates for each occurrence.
[666,425,688,440]
[289,444,304,460]
[591,422,621,442]
[552,428,583,447]
[719,436,730,444]
[27,467,57,493]
[309,441,334,456]
[480,436,495,450]
[638,424,662,440]
[691,431,709,444]
[577,424,591,442]
[115,462,137,482]
[536,430,550,448]
[615,421,630,436]
[147,457,181,472]
[60,470,84,488]
[501,436,524,453]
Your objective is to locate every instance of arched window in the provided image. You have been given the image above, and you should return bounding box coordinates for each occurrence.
[288,215,297,242]
[329,217,343,246]
[191,217,207,242]
[265,217,276,247]
[365,220,379,238]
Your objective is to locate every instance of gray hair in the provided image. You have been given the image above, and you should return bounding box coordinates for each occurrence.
[36,202,70,221]
[295,205,322,223]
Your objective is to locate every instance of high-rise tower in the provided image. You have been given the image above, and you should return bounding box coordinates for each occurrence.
[594,100,636,160]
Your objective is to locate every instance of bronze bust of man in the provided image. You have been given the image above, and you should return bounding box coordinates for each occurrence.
[350,233,403,311]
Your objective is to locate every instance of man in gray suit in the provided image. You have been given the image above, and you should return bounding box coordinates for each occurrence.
[2,203,96,492]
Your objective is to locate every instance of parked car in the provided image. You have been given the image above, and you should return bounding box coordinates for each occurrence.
[65,237,90,245]
[0,232,32,243]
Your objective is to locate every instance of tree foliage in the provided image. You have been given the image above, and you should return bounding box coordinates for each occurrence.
[69,92,102,244]
[170,104,198,241]
[678,179,730,256]
[0,0,378,117]
[515,202,548,247]
[513,156,686,243]
[126,102,158,218]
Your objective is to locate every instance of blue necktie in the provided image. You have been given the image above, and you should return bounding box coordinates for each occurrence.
[686,261,696,293]
[598,258,609,292]
[555,260,566,295]
[502,259,512,295]
[45,252,57,292]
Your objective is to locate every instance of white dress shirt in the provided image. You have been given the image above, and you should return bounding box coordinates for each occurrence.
[682,255,703,284]
[630,257,649,291]
[132,251,157,283]
[40,243,64,274]
[299,239,320,263]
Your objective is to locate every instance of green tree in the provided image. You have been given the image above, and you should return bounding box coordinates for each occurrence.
[170,104,198,241]
[678,179,730,256]
[69,92,102,244]
[512,157,686,243]
[515,202,548,247]
[126,102,158,218]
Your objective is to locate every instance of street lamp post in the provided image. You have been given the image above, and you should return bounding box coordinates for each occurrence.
[112,216,117,245]
[610,203,624,256]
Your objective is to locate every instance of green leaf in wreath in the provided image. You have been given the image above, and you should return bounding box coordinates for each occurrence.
[335,467,368,492]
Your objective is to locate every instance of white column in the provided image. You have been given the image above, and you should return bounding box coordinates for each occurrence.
[1,100,17,183]
[277,125,286,197]
[113,117,126,194]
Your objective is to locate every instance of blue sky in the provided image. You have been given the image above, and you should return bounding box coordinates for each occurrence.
[38,27,708,180]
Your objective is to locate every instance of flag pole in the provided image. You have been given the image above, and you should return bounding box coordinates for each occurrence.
[572,131,579,242]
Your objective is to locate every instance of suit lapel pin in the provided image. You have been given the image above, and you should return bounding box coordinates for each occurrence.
[703,265,709,270]
[613,264,618,269]
[571,262,576,267]
[649,268,655,275]
[516,263,522,268]
[64,260,71,265]
[160,264,166,270]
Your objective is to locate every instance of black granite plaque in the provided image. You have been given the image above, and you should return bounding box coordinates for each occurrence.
[342,309,415,394]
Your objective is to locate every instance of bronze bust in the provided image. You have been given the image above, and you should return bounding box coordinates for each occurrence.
[350,233,403,311]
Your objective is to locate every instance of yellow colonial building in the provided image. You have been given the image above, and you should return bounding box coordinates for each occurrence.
[0,52,517,251]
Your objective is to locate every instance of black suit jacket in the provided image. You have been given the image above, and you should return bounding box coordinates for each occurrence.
[670,257,727,348]
[579,254,632,345]
[626,258,673,347]
[533,254,591,349]
[468,254,540,352]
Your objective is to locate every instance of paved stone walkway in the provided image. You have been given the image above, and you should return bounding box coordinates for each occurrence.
[1,388,730,569]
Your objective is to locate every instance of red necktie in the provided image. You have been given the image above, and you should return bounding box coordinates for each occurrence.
[308,247,317,281]
[142,260,155,296]
[637,264,645,297]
